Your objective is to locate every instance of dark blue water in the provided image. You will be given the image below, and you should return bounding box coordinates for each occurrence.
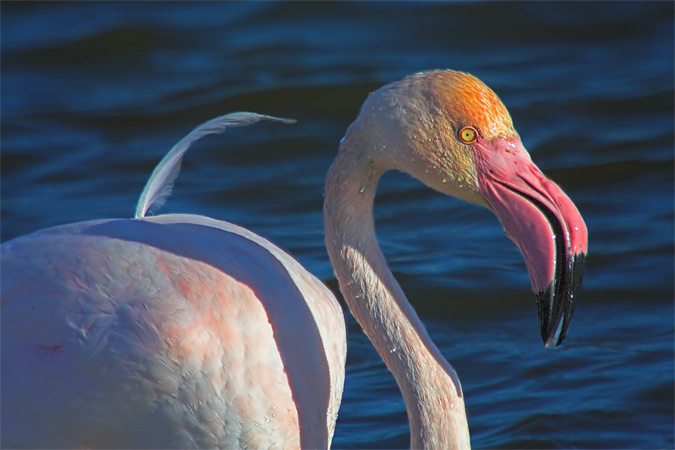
[2,2,673,448]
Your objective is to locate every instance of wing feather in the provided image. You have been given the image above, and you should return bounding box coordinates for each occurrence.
[135,112,295,219]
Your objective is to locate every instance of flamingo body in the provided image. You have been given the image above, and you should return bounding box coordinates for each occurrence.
[2,71,588,449]
[1,214,346,448]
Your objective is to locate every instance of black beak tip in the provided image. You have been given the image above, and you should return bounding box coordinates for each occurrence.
[534,288,568,348]
[544,328,566,349]
[535,252,586,348]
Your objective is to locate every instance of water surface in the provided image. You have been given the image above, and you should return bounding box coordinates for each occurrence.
[2,2,673,448]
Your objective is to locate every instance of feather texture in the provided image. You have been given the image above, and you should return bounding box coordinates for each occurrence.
[135,112,295,219]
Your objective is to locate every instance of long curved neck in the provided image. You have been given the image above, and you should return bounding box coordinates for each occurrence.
[324,147,471,449]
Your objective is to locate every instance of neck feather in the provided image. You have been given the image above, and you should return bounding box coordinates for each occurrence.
[324,146,471,449]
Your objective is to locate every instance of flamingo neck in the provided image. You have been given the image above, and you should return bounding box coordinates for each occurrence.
[324,148,471,449]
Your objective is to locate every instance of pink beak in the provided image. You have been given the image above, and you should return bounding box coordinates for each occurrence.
[474,138,588,347]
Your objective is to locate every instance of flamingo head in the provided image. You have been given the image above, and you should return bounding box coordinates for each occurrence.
[347,70,588,347]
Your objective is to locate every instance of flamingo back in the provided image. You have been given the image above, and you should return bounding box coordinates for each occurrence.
[1,214,345,449]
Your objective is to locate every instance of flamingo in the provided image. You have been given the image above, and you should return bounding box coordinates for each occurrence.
[1,69,587,449]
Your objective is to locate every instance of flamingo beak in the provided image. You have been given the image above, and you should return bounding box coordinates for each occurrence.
[473,138,588,347]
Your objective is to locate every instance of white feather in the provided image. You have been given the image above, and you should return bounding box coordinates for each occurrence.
[135,112,296,219]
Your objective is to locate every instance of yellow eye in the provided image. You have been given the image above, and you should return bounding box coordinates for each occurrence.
[459,126,477,144]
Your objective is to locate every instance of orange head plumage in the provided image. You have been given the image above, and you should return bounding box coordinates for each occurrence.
[339,70,520,204]
[426,70,518,142]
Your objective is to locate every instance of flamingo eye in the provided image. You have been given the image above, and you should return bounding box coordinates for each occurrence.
[458,126,477,144]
